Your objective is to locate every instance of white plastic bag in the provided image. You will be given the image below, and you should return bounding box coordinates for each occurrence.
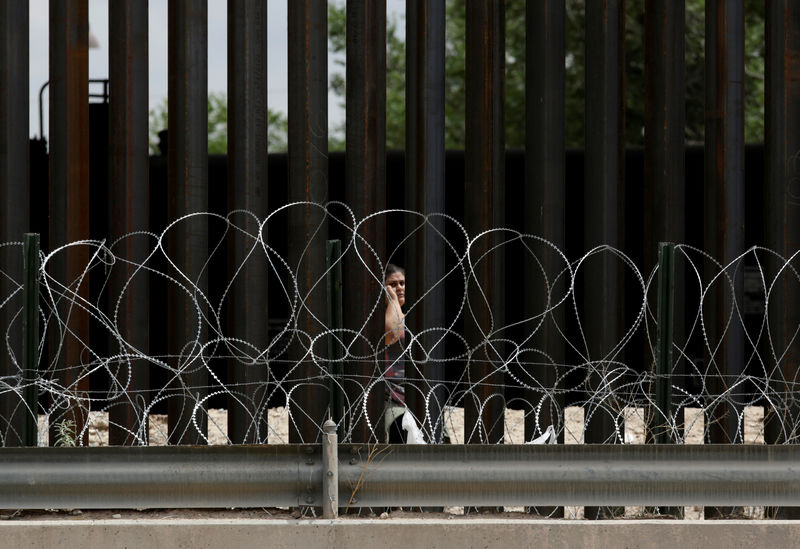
[401,410,427,444]
[526,425,557,444]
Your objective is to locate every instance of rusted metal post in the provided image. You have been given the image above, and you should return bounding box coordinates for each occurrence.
[48,0,90,446]
[644,2,685,277]
[343,0,386,443]
[583,0,626,520]
[404,0,447,443]
[464,0,505,444]
[704,0,745,450]
[0,0,30,447]
[525,0,565,518]
[227,0,269,444]
[167,0,208,445]
[583,0,626,443]
[288,0,329,444]
[764,0,800,520]
[108,0,150,446]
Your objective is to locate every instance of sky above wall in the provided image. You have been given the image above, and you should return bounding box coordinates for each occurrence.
[28,0,405,140]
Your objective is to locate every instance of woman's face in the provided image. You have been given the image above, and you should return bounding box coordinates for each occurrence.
[385,271,406,307]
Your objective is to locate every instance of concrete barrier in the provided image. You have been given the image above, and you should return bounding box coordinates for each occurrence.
[2,519,800,548]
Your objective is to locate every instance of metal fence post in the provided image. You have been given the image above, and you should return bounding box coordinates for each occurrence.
[321,419,338,519]
[22,233,40,447]
[326,240,344,436]
[653,242,675,444]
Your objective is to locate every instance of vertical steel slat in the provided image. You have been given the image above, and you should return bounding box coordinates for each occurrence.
[167,0,209,444]
[524,0,565,446]
[524,0,565,518]
[227,0,269,444]
[108,0,150,446]
[644,2,685,272]
[288,0,329,444]
[464,0,505,444]
[404,0,447,443]
[343,0,386,443]
[704,0,745,450]
[643,1,685,472]
[764,0,800,520]
[583,0,626,443]
[48,0,90,446]
[0,0,30,447]
[22,234,40,447]
[583,0,626,520]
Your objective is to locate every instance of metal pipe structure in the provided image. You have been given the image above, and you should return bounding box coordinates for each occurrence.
[287,0,329,444]
[167,0,209,445]
[227,0,269,444]
[404,0,447,443]
[464,0,505,445]
[704,0,745,451]
[764,0,800,521]
[0,0,30,447]
[108,0,150,446]
[1,444,800,509]
[48,0,91,447]
[524,0,565,448]
[343,0,386,443]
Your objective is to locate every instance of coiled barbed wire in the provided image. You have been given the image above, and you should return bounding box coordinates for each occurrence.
[0,203,797,447]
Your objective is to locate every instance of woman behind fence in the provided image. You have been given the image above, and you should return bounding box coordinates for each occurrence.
[384,263,407,442]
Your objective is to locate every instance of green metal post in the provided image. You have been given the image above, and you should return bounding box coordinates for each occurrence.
[326,240,344,435]
[654,242,675,444]
[22,233,39,446]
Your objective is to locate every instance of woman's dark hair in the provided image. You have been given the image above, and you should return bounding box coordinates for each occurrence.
[385,263,405,279]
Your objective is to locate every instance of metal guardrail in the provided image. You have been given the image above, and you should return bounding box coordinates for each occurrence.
[1,444,799,510]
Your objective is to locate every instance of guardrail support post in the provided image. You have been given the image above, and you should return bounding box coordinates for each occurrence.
[321,419,338,518]
[22,233,40,447]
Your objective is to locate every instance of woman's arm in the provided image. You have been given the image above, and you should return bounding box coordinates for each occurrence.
[385,284,404,345]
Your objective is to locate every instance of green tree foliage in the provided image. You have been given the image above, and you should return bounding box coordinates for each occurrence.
[328,0,765,150]
[148,91,289,155]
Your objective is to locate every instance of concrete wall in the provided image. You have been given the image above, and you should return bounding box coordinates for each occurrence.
[2,519,800,549]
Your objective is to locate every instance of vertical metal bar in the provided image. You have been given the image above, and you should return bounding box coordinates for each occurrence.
[764,0,800,520]
[321,419,338,519]
[464,0,505,444]
[108,0,150,446]
[524,0,565,445]
[405,0,447,443]
[524,0,565,519]
[167,0,208,445]
[643,1,685,484]
[583,0,626,443]
[22,234,40,447]
[652,242,675,444]
[583,0,626,520]
[49,0,90,446]
[343,0,386,443]
[287,0,329,444]
[227,0,269,444]
[0,0,30,447]
[326,240,344,435]
[644,3,685,274]
[704,0,745,449]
